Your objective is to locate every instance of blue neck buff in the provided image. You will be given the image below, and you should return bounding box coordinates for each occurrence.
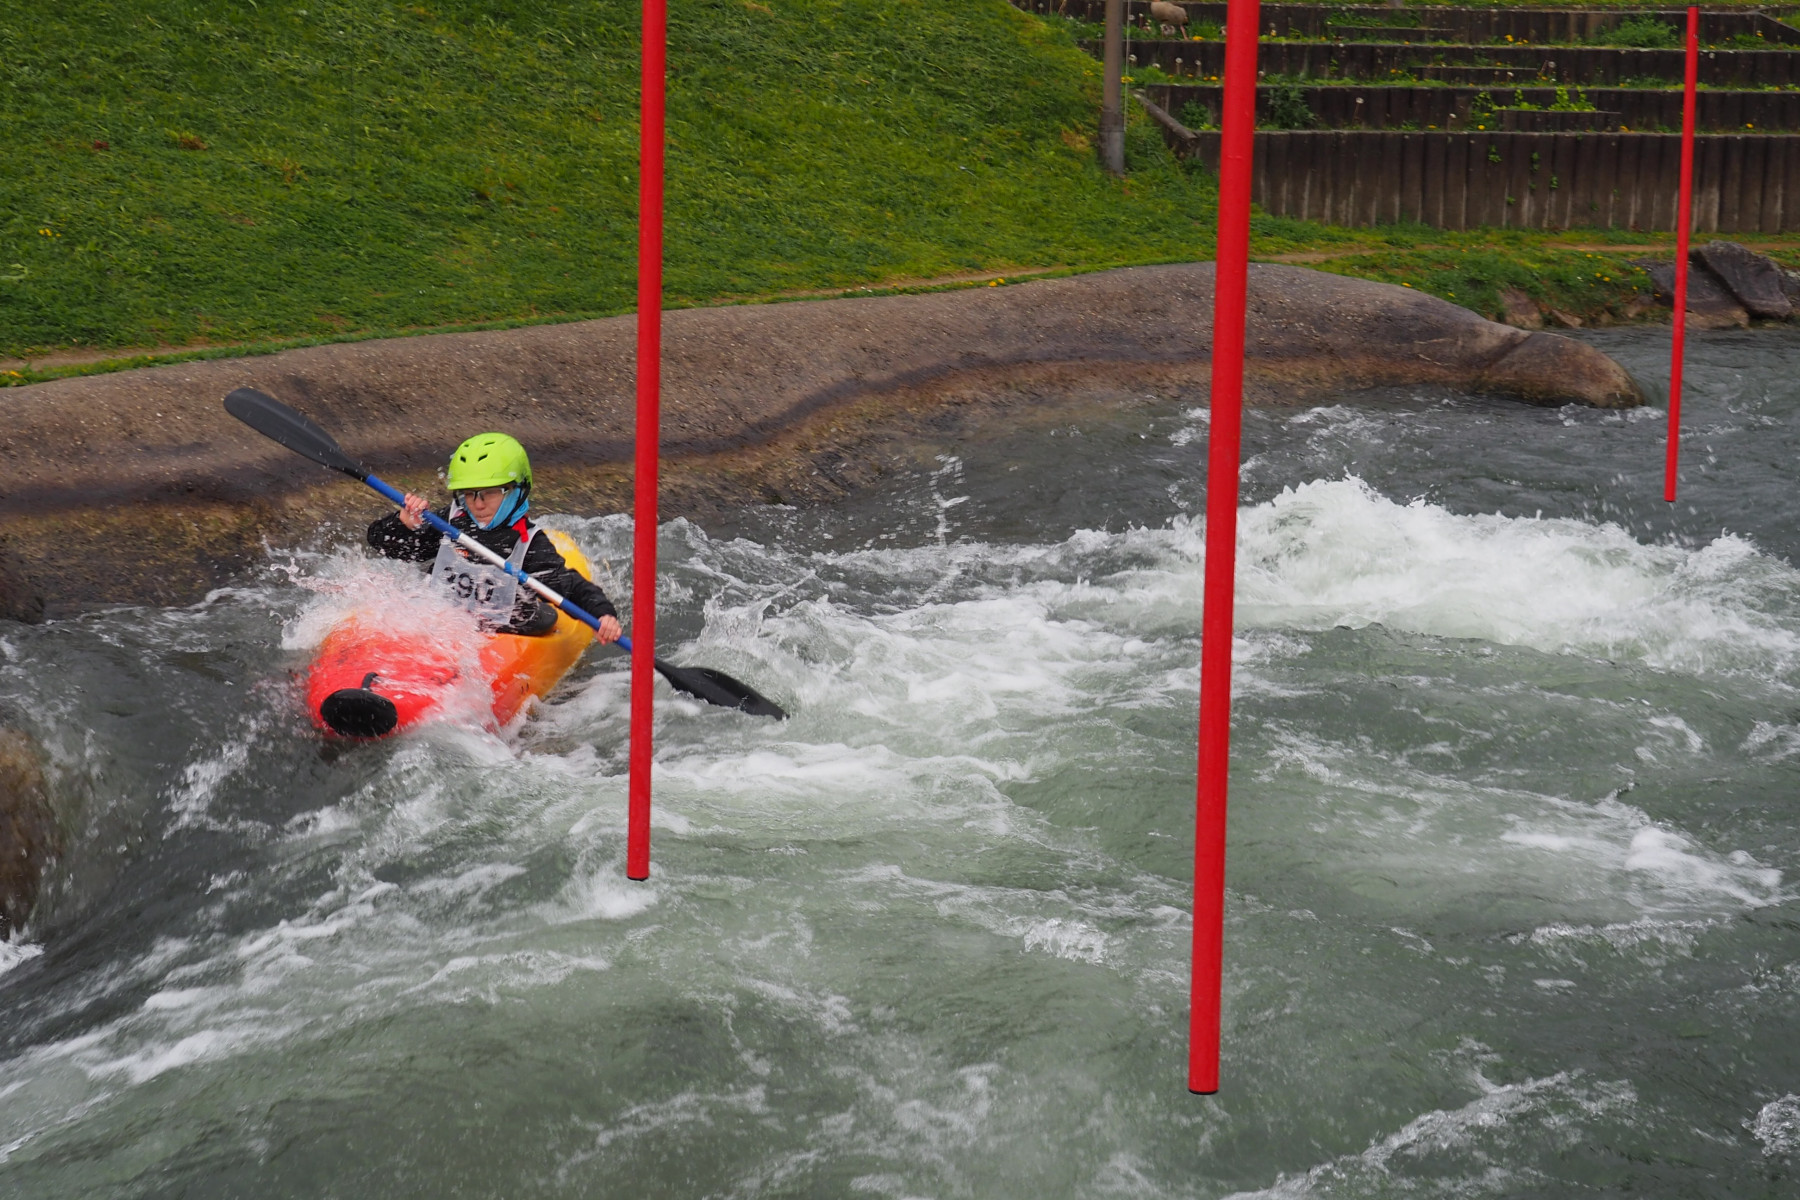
[482,487,530,531]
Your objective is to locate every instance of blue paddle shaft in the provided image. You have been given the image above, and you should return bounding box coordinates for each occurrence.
[362,472,612,635]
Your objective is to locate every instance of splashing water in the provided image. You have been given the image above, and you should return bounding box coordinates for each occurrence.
[2,329,1799,1196]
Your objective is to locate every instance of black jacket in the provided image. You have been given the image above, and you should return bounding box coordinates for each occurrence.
[368,508,619,635]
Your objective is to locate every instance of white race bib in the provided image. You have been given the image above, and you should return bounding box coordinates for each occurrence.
[431,523,535,628]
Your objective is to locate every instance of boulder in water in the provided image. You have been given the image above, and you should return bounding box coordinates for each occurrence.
[1636,260,1749,330]
[0,728,57,939]
[1693,241,1792,321]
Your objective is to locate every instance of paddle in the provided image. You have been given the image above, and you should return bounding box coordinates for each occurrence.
[224,387,787,719]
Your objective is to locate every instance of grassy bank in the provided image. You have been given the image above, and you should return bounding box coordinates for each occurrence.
[2,0,1787,385]
[0,0,1211,369]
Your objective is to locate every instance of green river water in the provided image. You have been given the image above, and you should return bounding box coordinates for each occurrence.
[1,328,1797,1197]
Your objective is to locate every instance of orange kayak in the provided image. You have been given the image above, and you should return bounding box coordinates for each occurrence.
[306,530,598,738]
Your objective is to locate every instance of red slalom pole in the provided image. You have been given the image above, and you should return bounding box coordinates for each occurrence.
[1665,5,1698,503]
[1189,0,1258,1097]
[628,0,666,881]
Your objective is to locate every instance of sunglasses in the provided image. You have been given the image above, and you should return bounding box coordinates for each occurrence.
[455,486,511,505]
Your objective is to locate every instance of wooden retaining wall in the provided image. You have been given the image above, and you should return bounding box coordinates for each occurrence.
[1095,37,1800,85]
[1034,2,1800,45]
[1155,120,1800,231]
[1149,83,1800,132]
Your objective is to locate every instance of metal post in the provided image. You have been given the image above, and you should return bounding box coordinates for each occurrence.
[1665,5,1698,504]
[1189,0,1259,1097]
[1101,0,1126,176]
[629,0,666,881]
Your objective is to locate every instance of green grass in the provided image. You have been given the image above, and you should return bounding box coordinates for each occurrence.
[7,0,1796,380]
[0,0,1218,363]
[1307,243,1656,321]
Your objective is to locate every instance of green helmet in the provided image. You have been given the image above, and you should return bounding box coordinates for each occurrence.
[445,432,532,492]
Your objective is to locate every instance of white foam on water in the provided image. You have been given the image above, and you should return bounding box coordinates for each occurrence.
[164,712,277,831]
[280,548,475,653]
[1230,479,1800,674]
[555,1084,773,1183]
[1260,723,1785,925]
[0,941,43,978]
[278,548,500,732]
[1751,1094,1800,1156]
[737,976,859,1036]
[1225,1070,1637,1199]
[1524,917,1716,958]
[1741,719,1800,761]
[786,477,1800,684]
[85,1023,304,1087]
[405,949,612,1005]
[1620,828,1782,907]
[1018,917,1109,964]
[405,862,527,901]
[9,470,1800,1192]
[0,726,662,1151]
[757,1060,1004,1192]
[542,862,661,924]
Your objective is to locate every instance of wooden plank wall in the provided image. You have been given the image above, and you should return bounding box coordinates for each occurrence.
[1149,84,1800,132]
[1177,130,1800,231]
[1033,2,1800,45]
[1091,39,1800,85]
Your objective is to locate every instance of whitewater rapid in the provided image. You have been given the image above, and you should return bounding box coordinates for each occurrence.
[3,329,1799,1197]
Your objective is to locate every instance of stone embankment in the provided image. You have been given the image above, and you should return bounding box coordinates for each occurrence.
[0,263,1642,616]
[1632,239,1800,330]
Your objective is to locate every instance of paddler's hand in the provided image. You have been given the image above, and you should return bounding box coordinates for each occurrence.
[594,615,623,644]
[397,493,429,531]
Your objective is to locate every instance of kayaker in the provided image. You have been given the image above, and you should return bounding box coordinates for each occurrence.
[368,433,624,643]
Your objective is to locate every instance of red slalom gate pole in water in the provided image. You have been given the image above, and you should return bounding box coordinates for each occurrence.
[629,0,667,881]
[1190,0,1259,1097]
[1666,6,1698,503]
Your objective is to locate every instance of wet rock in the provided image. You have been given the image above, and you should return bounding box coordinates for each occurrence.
[1694,240,1792,320]
[1782,269,1800,309]
[1636,260,1750,329]
[1470,327,1643,410]
[0,728,58,939]
[1,262,1648,517]
[0,262,1644,610]
[0,540,45,625]
[1498,286,1543,329]
[1240,265,1642,409]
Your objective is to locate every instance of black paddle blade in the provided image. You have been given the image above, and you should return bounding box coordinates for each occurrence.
[225,387,366,478]
[654,660,787,719]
